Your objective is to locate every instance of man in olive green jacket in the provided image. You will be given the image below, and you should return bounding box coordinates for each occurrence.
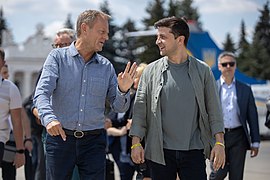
[129,16,225,180]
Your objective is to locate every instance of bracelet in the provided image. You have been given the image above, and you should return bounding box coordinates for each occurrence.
[215,141,225,147]
[131,143,142,150]
[24,138,32,144]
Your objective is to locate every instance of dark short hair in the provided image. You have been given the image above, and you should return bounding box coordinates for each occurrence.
[154,16,190,46]
[0,48,5,60]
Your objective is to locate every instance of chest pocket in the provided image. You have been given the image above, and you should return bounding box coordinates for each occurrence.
[89,77,106,97]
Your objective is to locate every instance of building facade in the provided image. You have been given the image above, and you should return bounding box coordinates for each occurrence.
[2,24,53,100]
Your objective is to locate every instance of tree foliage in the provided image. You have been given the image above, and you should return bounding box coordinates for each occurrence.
[0,7,7,46]
[168,0,202,29]
[222,33,236,53]
[236,20,252,74]
[63,13,74,29]
[137,0,166,64]
[248,1,270,79]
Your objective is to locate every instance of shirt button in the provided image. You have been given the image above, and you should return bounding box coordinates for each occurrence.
[82,94,84,96]
[78,124,81,126]
[80,109,83,112]
[83,80,86,82]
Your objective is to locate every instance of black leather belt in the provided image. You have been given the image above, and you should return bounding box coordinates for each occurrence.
[63,128,104,138]
[225,126,243,133]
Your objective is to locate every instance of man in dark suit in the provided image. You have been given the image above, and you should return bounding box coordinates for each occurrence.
[209,51,260,180]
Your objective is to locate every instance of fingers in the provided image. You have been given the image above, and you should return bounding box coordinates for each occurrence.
[46,120,66,141]
[122,62,137,78]
[123,61,131,74]
[131,146,144,164]
[59,127,66,141]
[129,62,137,78]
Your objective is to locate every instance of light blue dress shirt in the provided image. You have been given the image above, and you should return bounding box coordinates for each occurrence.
[34,42,130,130]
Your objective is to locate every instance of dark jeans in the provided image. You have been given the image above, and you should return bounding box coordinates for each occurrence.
[149,149,206,180]
[1,148,32,180]
[0,142,4,166]
[32,134,46,180]
[2,160,16,180]
[46,129,107,180]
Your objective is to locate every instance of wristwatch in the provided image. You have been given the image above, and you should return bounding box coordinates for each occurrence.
[16,149,25,154]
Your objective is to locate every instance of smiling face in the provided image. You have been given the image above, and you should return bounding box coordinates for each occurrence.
[156,27,179,57]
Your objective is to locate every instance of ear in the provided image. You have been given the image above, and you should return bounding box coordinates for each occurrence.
[81,23,88,34]
[178,35,185,45]
[218,63,222,71]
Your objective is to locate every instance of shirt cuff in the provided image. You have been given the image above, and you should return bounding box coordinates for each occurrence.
[117,86,129,96]
[251,142,260,148]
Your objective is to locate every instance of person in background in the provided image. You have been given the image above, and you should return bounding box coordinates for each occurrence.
[0,48,25,169]
[129,16,225,180]
[1,64,33,180]
[106,63,151,180]
[209,51,260,180]
[34,9,137,179]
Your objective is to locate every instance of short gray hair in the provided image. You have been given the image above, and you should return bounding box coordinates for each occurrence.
[218,51,236,62]
[76,10,110,37]
[56,28,76,41]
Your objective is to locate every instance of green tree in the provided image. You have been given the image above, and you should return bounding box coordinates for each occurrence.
[116,18,137,62]
[249,1,270,79]
[0,7,7,46]
[63,13,74,29]
[167,0,178,17]
[222,33,236,53]
[236,20,251,74]
[171,0,202,29]
[137,0,166,64]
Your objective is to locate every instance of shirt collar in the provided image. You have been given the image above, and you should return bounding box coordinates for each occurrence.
[69,42,100,64]
[220,76,235,85]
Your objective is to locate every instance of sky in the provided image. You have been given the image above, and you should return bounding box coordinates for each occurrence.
[0,0,268,48]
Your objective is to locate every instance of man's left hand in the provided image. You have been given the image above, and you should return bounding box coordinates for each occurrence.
[118,62,137,93]
[210,143,226,171]
[250,147,259,158]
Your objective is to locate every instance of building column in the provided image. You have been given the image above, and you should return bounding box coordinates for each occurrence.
[23,71,32,100]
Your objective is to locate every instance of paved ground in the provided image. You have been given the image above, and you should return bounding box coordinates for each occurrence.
[2,140,270,180]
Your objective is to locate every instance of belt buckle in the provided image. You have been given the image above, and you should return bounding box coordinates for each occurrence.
[74,130,84,138]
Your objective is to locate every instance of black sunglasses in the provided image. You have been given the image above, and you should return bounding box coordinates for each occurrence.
[221,62,235,67]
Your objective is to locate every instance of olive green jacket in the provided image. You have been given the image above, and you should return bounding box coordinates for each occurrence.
[129,56,224,165]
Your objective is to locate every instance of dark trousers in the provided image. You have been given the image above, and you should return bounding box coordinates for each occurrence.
[46,130,107,180]
[1,149,32,180]
[32,134,46,180]
[149,149,206,180]
[209,128,248,180]
[0,142,4,166]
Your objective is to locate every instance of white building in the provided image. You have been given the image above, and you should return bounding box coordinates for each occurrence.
[2,24,53,100]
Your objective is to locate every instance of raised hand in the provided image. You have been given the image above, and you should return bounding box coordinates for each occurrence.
[117,61,137,93]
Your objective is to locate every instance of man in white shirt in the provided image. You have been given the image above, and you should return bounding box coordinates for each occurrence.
[0,48,25,168]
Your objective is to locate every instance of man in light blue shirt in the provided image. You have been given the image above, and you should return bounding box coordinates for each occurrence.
[34,10,137,179]
[210,51,260,180]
